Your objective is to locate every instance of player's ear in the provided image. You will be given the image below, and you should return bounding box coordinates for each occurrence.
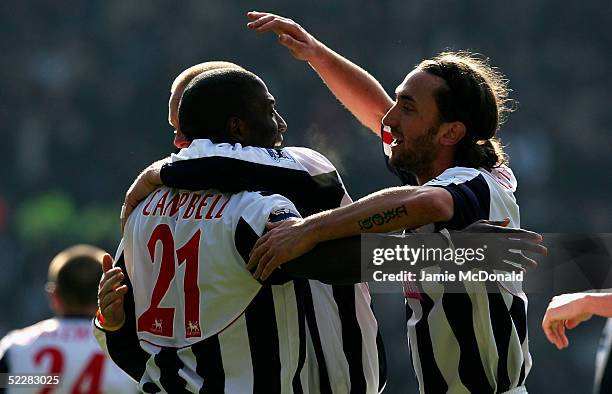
[439,121,466,146]
[227,116,249,144]
[45,283,62,313]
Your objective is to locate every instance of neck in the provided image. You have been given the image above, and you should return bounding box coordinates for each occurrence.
[56,306,97,318]
[416,154,455,185]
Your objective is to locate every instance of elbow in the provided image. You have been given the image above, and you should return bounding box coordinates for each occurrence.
[408,188,454,223]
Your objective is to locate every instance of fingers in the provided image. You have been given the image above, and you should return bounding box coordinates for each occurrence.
[543,318,563,348]
[261,258,281,281]
[279,34,308,53]
[102,253,114,273]
[252,19,303,38]
[99,268,124,298]
[100,285,128,312]
[565,319,581,330]
[246,11,272,20]
[265,220,284,229]
[555,322,569,349]
[501,251,538,269]
[504,239,548,256]
[490,227,543,241]
[252,249,274,279]
[247,233,272,270]
[247,14,276,29]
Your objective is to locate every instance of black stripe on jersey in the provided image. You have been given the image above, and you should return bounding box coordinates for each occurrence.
[192,336,225,393]
[431,174,490,231]
[303,283,333,394]
[484,281,512,392]
[332,286,367,394]
[234,217,292,285]
[160,156,345,216]
[292,280,308,394]
[245,286,281,393]
[509,295,528,386]
[105,252,150,381]
[413,293,448,393]
[142,382,162,393]
[442,292,493,393]
[235,217,259,263]
[155,348,189,393]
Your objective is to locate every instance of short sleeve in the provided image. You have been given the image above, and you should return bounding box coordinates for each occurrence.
[425,168,491,231]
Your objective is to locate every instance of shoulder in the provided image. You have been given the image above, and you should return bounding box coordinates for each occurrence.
[425,166,484,187]
[480,165,518,193]
[282,147,338,174]
[0,319,58,353]
[234,191,300,232]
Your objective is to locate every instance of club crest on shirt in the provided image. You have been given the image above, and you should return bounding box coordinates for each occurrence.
[269,207,297,222]
[266,149,296,163]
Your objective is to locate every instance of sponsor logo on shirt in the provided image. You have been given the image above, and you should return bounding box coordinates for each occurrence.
[266,149,296,163]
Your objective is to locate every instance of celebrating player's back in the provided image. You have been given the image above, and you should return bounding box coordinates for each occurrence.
[0,245,136,394]
[94,68,378,393]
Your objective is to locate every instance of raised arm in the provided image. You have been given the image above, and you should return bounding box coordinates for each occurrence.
[247,11,393,135]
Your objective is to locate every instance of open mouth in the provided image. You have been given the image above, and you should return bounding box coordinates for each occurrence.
[391,138,404,147]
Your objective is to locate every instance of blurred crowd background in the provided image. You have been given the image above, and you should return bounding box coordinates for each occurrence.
[1,0,611,392]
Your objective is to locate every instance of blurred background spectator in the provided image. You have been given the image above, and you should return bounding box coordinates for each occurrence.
[1,0,611,392]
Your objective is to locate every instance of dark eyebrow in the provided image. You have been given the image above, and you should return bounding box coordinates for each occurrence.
[397,94,416,103]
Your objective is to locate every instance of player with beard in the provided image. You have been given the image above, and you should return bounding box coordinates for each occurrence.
[240,12,535,394]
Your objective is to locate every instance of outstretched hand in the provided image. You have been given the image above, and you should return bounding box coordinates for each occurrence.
[453,219,547,272]
[246,11,322,62]
[97,254,127,330]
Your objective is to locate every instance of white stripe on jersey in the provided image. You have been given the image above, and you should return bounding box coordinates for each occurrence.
[405,165,530,394]
[217,315,255,392]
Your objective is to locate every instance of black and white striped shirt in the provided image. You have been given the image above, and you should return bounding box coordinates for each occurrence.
[96,189,312,393]
[406,166,529,394]
[382,124,530,393]
[96,140,385,393]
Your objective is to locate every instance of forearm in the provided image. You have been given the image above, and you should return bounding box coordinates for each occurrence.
[283,232,449,284]
[283,236,362,284]
[309,44,393,135]
[584,293,612,318]
[303,186,453,243]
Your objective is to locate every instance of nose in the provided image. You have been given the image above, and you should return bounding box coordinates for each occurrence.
[276,111,287,134]
[381,104,398,128]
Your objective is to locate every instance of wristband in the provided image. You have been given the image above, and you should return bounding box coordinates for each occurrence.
[96,308,124,332]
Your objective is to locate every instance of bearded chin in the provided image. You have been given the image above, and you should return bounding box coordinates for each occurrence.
[391,148,434,180]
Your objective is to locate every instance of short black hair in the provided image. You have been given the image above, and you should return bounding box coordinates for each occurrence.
[178,68,265,142]
[48,245,105,309]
